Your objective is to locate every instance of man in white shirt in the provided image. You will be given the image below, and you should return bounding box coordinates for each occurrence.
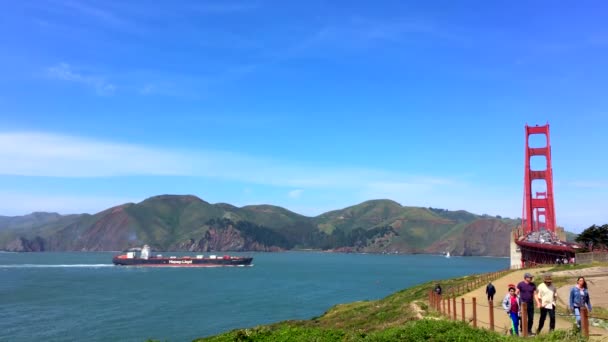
[535,274,557,333]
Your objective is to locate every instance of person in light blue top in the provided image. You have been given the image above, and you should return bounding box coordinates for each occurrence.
[569,276,592,330]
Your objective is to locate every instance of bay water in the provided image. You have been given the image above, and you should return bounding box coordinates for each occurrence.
[0,251,508,341]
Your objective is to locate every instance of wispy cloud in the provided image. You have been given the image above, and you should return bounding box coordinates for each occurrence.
[50,1,148,34]
[1,131,541,218]
[47,63,115,95]
[286,16,467,56]
[137,82,184,97]
[189,3,259,14]
[0,132,190,177]
[1,132,602,225]
[105,68,210,99]
[0,132,459,192]
[288,189,304,199]
[342,16,466,44]
[60,1,128,28]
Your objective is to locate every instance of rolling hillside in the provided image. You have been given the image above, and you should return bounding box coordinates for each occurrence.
[0,195,520,256]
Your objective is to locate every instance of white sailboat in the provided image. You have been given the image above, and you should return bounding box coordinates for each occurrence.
[445,251,451,258]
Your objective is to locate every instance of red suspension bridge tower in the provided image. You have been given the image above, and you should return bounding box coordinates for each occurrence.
[512,123,578,268]
[522,124,557,235]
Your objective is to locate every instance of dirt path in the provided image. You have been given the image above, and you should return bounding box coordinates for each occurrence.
[446,268,607,339]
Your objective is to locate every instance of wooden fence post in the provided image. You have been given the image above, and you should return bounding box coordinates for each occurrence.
[442,298,446,315]
[461,298,465,322]
[437,294,441,311]
[472,297,477,328]
[436,293,440,310]
[489,299,494,331]
[521,302,528,337]
[448,296,451,316]
[452,297,457,320]
[582,307,589,338]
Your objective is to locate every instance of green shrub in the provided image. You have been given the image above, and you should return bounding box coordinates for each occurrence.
[197,326,347,342]
[363,320,508,341]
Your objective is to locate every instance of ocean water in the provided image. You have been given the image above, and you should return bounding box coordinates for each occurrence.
[0,251,508,341]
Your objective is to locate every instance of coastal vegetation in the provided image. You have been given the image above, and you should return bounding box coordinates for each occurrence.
[196,273,493,342]
[575,224,608,251]
[197,320,518,342]
[196,264,598,342]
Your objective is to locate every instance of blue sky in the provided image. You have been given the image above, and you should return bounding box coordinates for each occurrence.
[0,1,607,233]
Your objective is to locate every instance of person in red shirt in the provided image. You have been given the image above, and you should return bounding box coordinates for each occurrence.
[502,284,521,336]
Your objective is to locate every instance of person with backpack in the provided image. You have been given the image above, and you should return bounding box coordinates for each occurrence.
[486,281,496,302]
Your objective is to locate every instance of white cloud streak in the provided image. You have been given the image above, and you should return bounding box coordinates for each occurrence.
[189,3,259,14]
[288,189,303,199]
[0,132,604,229]
[0,132,191,177]
[48,63,115,95]
[0,131,472,216]
[60,1,128,28]
[0,132,458,191]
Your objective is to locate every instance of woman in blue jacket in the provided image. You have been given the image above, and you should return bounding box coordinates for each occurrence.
[569,276,592,330]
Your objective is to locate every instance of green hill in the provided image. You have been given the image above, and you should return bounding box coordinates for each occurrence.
[0,195,523,255]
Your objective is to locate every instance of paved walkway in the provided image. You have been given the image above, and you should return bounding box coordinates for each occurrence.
[441,268,607,339]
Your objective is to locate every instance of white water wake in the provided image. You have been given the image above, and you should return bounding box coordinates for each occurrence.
[0,264,114,268]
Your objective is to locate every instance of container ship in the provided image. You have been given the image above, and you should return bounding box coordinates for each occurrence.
[112,245,253,267]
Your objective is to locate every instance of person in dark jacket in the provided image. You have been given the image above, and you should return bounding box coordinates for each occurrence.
[434,283,442,296]
[486,281,496,301]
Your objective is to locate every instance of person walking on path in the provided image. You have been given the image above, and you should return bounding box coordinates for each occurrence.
[486,281,496,302]
[434,283,442,296]
[502,283,521,336]
[536,274,557,334]
[569,276,592,331]
[517,272,537,335]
